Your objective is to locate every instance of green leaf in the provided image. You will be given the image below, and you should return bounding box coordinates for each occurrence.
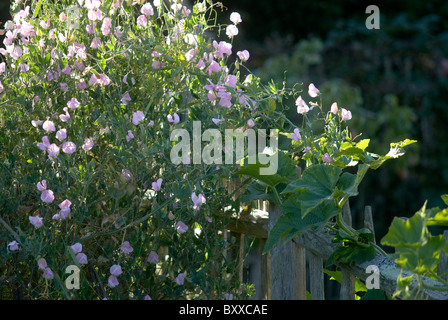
[366,139,417,170]
[381,202,448,273]
[441,194,448,206]
[282,164,341,217]
[240,181,276,203]
[326,242,375,267]
[263,193,340,253]
[427,208,448,226]
[356,139,370,151]
[381,213,425,248]
[236,151,296,188]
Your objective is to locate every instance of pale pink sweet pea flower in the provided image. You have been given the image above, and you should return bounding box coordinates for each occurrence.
[167,113,180,124]
[308,83,320,98]
[47,143,60,158]
[29,215,43,228]
[121,241,133,254]
[114,27,122,38]
[175,272,185,285]
[152,60,164,69]
[58,199,72,219]
[176,221,188,234]
[101,17,111,36]
[76,79,86,91]
[147,251,158,264]
[152,178,162,192]
[144,295,151,300]
[137,15,147,27]
[110,264,122,276]
[230,12,242,24]
[90,37,101,49]
[212,115,224,125]
[7,240,19,251]
[151,51,162,58]
[330,102,338,114]
[185,49,196,61]
[86,23,96,34]
[207,60,221,75]
[87,9,102,21]
[224,293,233,300]
[59,12,67,22]
[56,128,67,141]
[10,45,22,60]
[341,108,352,121]
[82,138,94,151]
[42,120,56,132]
[61,141,77,154]
[42,267,54,280]
[121,92,132,105]
[37,180,47,191]
[196,59,206,70]
[59,107,71,122]
[37,258,47,270]
[132,110,145,125]
[98,74,111,86]
[89,73,98,86]
[62,64,71,75]
[247,119,255,127]
[41,189,55,203]
[290,128,302,142]
[76,253,88,264]
[71,243,83,254]
[322,153,332,163]
[108,275,119,287]
[237,50,250,62]
[224,74,237,88]
[226,24,238,38]
[126,130,134,142]
[296,96,309,114]
[40,18,50,29]
[191,192,206,211]
[122,169,131,181]
[67,97,80,109]
[213,40,232,58]
[37,136,50,150]
[141,3,154,15]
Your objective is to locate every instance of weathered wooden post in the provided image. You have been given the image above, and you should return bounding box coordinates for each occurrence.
[268,167,306,299]
[340,201,356,300]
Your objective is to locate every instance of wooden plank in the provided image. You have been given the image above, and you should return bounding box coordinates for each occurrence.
[268,202,306,299]
[363,206,376,243]
[259,238,271,300]
[230,232,245,284]
[340,202,356,300]
[308,251,324,300]
[437,230,448,280]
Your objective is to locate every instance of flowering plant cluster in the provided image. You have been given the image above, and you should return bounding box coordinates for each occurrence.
[0,0,419,300]
[0,0,273,300]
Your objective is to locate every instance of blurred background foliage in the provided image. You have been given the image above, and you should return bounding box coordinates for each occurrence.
[219,0,448,240]
[1,0,448,242]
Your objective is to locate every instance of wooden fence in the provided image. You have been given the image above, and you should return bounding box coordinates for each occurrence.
[227,197,448,300]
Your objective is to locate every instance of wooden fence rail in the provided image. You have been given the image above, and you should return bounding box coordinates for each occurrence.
[227,201,448,300]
